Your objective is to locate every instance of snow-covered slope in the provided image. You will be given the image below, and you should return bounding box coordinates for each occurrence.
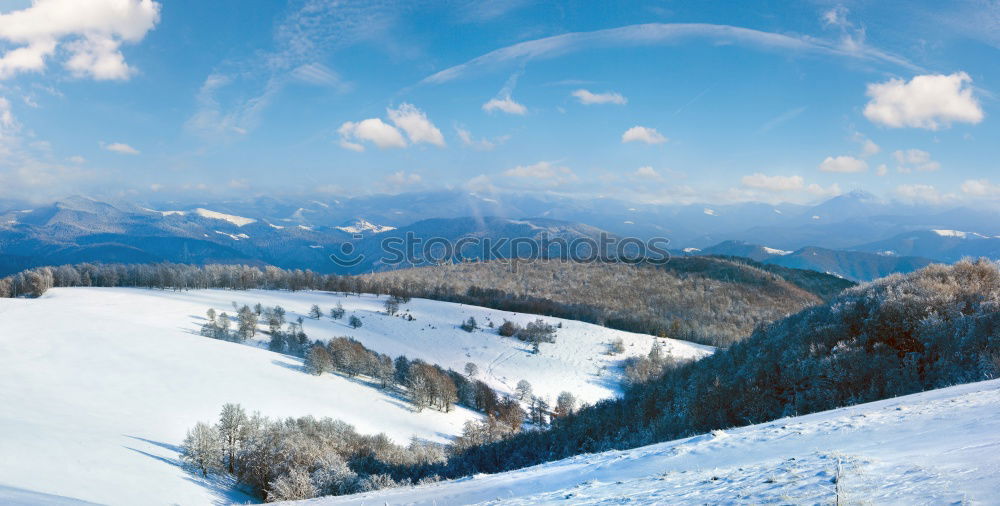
[201,289,711,404]
[293,379,1000,505]
[0,288,705,505]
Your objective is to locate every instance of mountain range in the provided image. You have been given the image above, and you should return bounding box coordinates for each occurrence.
[0,191,997,280]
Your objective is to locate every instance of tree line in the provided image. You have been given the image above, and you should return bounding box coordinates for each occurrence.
[0,258,850,347]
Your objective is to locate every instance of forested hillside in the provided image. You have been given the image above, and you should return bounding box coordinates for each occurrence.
[427,259,1000,479]
[0,257,851,347]
[364,257,853,346]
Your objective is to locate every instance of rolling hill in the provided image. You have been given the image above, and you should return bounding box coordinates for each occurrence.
[0,286,707,504]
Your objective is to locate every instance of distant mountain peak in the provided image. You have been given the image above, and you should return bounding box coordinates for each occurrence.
[336,218,395,235]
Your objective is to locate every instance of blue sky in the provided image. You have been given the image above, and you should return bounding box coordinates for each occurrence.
[0,0,997,206]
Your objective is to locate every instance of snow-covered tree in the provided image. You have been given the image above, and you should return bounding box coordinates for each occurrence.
[217,403,247,474]
[330,303,345,320]
[515,379,533,401]
[384,297,399,316]
[269,467,317,501]
[554,391,577,418]
[181,421,222,477]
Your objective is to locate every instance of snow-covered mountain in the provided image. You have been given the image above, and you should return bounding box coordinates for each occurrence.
[853,229,1000,263]
[334,218,396,235]
[1,192,997,278]
[692,240,934,281]
[292,378,1000,505]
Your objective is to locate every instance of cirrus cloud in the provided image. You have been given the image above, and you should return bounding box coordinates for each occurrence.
[864,72,983,130]
[571,89,627,105]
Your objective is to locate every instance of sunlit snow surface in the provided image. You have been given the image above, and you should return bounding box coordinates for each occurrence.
[0,288,707,505]
[292,379,1000,505]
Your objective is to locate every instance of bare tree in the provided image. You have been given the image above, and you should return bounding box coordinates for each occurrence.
[181,421,222,477]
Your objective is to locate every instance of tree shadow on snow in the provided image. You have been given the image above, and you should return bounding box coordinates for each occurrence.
[125,435,183,454]
[270,358,306,373]
[123,445,182,468]
[122,438,253,505]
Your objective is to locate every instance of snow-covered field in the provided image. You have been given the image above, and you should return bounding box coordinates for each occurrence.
[0,287,705,505]
[208,289,711,404]
[298,379,1000,505]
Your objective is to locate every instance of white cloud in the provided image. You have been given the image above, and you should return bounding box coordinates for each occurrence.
[876,163,888,176]
[338,118,407,150]
[741,173,804,191]
[633,166,662,180]
[806,183,842,198]
[961,179,1000,198]
[622,126,667,144]
[893,149,940,172]
[456,127,506,151]
[0,97,16,130]
[819,155,868,173]
[103,142,139,155]
[464,174,496,192]
[0,0,161,80]
[895,184,952,205]
[861,139,881,157]
[387,103,445,146]
[337,103,443,151]
[571,89,627,105]
[68,155,86,164]
[338,139,365,152]
[822,5,849,27]
[503,161,577,186]
[482,96,526,115]
[377,171,423,193]
[864,72,984,130]
[482,70,527,115]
